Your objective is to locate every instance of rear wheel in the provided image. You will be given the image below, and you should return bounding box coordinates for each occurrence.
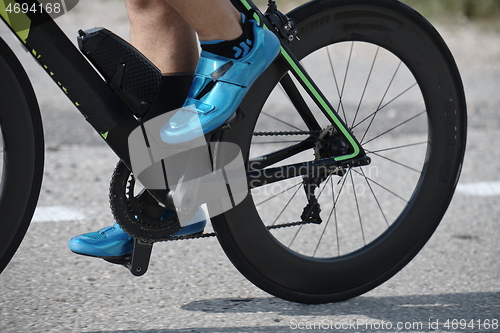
[0,38,44,274]
[211,0,467,303]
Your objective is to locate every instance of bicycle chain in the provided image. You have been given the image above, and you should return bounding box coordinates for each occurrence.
[110,161,315,243]
[168,221,312,241]
[112,130,322,243]
[170,130,322,241]
[253,130,322,137]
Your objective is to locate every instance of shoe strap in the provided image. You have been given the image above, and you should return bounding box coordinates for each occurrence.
[182,100,217,115]
[100,225,117,235]
[196,55,251,87]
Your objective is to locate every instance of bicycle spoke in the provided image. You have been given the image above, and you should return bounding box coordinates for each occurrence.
[350,169,366,246]
[313,205,331,257]
[312,170,352,256]
[350,61,402,132]
[288,224,304,250]
[351,46,380,129]
[367,141,427,154]
[312,174,344,257]
[377,61,402,111]
[326,46,348,125]
[329,169,352,254]
[339,42,354,125]
[271,183,302,226]
[378,82,418,112]
[351,168,408,202]
[363,110,426,145]
[255,181,302,207]
[331,176,340,256]
[261,111,303,131]
[288,174,333,248]
[360,167,389,227]
[368,151,422,173]
[358,82,419,143]
[351,62,402,130]
[279,74,322,131]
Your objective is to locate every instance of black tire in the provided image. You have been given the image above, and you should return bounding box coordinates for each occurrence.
[0,38,44,274]
[211,0,467,303]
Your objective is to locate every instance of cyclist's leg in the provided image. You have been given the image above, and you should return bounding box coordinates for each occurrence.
[69,0,205,258]
[125,0,198,73]
[163,0,242,42]
[160,0,281,144]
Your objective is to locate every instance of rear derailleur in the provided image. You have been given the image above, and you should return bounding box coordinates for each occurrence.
[301,126,349,224]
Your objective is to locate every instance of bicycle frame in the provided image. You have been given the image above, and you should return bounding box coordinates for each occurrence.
[1,0,141,169]
[0,0,368,189]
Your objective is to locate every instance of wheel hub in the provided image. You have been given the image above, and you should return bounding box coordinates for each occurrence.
[314,125,349,161]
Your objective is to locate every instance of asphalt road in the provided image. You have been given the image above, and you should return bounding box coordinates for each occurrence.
[1,1,499,332]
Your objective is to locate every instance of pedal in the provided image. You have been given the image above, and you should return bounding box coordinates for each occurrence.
[77,27,162,117]
[102,239,153,276]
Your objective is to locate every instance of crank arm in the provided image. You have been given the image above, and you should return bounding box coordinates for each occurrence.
[127,240,153,276]
[104,239,153,276]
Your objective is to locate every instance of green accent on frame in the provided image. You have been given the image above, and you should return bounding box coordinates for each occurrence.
[279,47,361,161]
[0,0,31,43]
[237,0,360,161]
[238,0,261,22]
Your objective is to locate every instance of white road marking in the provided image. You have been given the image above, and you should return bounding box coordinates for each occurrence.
[32,206,86,222]
[456,181,500,197]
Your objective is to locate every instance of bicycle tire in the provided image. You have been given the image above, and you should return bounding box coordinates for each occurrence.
[0,38,45,274]
[211,0,466,303]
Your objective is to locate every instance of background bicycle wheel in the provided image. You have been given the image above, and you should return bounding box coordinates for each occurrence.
[0,0,498,331]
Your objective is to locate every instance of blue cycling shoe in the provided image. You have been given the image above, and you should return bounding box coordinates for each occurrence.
[68,207,207,258]
[160,17,281,144]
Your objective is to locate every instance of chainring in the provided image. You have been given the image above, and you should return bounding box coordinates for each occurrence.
[109,160,181,243]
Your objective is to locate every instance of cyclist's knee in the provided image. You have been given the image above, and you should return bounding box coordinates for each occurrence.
[126,0,176,16]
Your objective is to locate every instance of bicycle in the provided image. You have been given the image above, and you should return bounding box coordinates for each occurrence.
[0,0,466,304]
